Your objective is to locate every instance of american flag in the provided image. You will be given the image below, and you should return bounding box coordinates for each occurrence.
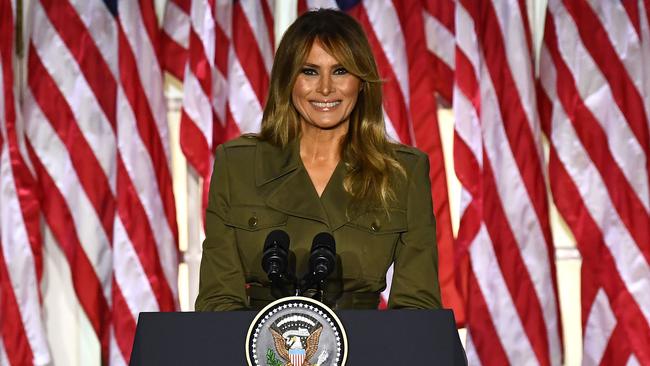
[16,0,178,365]
[4,1,650,365]
[173,0,274,214]
[539,0,650,364]
[297,0,463,319]
[453,0,562,365]
[0,0,51,365]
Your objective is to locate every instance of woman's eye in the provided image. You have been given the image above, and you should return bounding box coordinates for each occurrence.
[301,68,317,75]
[334,67,348,75]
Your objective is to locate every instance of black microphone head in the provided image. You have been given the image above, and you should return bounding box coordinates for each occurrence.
[309,232,336,281]
[264,230,290,251]
[262,230,290,281]
[311,232,335,252]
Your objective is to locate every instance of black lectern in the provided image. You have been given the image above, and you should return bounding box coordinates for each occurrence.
[129,310,467,365]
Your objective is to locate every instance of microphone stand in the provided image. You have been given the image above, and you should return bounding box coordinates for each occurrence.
[297,274,326,303]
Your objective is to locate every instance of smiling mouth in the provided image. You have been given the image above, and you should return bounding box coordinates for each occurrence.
[310,101,341,110]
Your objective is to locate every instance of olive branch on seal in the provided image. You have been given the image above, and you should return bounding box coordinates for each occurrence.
[266,348,283,366]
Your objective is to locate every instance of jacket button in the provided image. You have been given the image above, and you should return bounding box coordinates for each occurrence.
[248,216,258,228]
[370,222,380,232]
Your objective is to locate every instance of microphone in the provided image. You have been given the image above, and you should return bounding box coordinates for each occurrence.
[262,230,290,282]
[305,232,336,286]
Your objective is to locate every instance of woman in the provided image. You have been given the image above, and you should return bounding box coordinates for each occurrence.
[195,9,440,311]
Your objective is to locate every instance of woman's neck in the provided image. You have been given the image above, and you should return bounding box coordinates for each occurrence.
[299,123,347,164]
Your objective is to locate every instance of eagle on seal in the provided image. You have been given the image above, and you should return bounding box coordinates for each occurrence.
[270,325,323,366]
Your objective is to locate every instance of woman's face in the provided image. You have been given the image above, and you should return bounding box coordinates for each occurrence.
[292,41,361,133]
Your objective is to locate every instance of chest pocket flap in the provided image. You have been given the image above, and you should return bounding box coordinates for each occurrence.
[347,209,407,234]
[226,206,288,231]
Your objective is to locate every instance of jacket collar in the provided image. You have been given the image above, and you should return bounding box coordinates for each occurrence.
[256,139,355,230]
[255,139,301,186]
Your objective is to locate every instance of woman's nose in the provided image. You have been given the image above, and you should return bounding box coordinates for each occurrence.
[316,74,332,95]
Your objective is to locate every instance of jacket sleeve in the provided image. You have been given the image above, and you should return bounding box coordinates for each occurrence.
[195,145,249,311]
[387,153,442,309]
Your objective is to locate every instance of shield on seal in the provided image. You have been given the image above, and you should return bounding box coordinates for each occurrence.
[289,349,306,366]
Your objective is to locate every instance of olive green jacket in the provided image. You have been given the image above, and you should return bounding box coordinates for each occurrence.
[195,136,441,311]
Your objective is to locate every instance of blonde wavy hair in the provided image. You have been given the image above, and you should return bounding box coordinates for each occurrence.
[260,9,405,212]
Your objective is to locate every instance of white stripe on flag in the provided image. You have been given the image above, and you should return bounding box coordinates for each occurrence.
[423,9,455,68]
[363,0,410,104]
[163,1,191,49]
[182,71,214,143]
[227,50,264,133]
[582,289,616,366]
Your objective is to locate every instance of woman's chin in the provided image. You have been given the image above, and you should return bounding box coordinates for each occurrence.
[302,119,349,132]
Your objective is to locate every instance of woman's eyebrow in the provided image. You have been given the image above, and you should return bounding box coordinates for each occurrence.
[302,63,344,68]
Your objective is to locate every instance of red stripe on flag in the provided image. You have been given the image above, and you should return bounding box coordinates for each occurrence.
[162,32,187,80]
[111,279,137,362]
[138,0,162,65]
[39,0,117,129]
[214,23,229,76]
[646,0,650,34]
[599,323,632,365]
[188,29,213,97]
[580,263,599,332]
[454,50,479,111]
[428,56,454,103]
[220,103,242,146]
[232,2,270,107]
[297,0,307,15]
[180,110,213,178]
[516,0,534,55]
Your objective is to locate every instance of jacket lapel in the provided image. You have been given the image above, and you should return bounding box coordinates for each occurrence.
[258,140,329,226]
[257,139,360,230]
[319,162,356,231]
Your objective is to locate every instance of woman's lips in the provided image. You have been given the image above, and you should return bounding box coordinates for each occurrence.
[310,100,341,111]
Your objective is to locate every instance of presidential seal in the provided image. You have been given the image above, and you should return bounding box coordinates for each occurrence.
[246,296,347,366]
